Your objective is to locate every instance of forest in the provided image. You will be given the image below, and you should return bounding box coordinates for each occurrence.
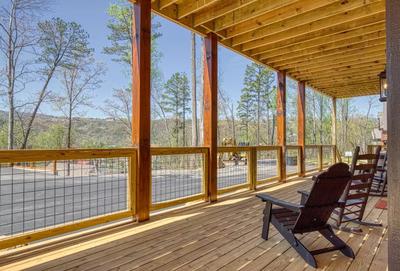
[0,0,380,155]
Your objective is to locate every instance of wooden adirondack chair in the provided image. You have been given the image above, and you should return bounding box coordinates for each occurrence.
[370,151,387,196]
[256,163,354,268]
[331,146,382,231]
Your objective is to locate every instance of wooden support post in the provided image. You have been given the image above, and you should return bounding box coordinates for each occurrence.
[203,33,218,202]
[318,146,323,171]
[386,0,400,268]
[331,97,337,163]
[297,81,306,177]
[277,71,287,181]
[131,0,151,222]
[248,147,257,190]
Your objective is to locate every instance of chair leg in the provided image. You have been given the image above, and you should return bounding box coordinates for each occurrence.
[271,217,317,268]
[319,226,355,259]
[261,201,272,240]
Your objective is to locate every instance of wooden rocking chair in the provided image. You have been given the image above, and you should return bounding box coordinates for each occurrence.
[256,163,354,268]
[331,146,382,231]
[370,151,387,196]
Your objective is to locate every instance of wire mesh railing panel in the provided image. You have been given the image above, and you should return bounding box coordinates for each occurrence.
[305,147,319,171]
[0,158,129,238]
[217,151,248,190]
[286,147,299,175]
[256,150,278,182]
[322,146,333,167]
[152,153,204,204]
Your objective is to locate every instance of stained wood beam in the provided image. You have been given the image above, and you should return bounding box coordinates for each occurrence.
[193,0,257,27]
[131,0,152,222]
[290,58,385,77]
[313,79,380,89]
[250,21,385,57]
[177,0,219,19]
[277,71,286,181]
[159,0,180,10]
[296,63,385,80]
[259,30,385,61]
[297,81,306,176]
[231,0,384,47]
[271,41,386,68]
[225,0,338,40]
[286,52,385,73]
[247,13,385,55]
[203,32,218,202]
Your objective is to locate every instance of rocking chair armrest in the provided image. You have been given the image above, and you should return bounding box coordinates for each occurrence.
[256,194,302,212]
[298,190,310,205]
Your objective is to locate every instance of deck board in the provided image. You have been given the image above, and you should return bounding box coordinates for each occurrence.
[0,178,388,271]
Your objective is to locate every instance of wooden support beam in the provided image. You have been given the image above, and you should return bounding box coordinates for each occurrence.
[250,22,385,57]
[131,0,152,222]
[331,97,337,163]
[297,81,306,176]
[193,0,257,27]
[177,0,220,19]
[386,0,400,268]
[231,0,384,47]
[203,32,218,202]
[247,13,385,55]
[277,71,286,181]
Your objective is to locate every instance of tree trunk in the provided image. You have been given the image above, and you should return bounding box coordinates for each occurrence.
[6,2,16,150]
[21,69,55,149]
[191,33,198,147]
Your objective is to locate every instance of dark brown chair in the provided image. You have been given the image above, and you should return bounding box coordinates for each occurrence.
[256,163,354,268]
[370,151,387,196]
[331,146,382,230]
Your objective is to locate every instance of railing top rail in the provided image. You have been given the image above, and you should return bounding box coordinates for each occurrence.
[0,148,137,163]
[254,146,281,151]
[151,147,209,155]
[285,145,301,149]
[305,144,335,148]
[217,146,252,152]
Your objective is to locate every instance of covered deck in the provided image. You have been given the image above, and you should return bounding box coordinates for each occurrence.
[0,0,398,269]
[0,178,387,271]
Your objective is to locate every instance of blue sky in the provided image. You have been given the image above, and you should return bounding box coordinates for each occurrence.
[35,0,381,118]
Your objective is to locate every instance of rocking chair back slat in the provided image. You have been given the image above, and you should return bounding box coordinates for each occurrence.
[333,146,381,227]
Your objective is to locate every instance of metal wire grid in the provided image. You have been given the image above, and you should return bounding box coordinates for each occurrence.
[286,148,299,175]
[322,146,333,166]
[256,150,278,182]
[305,147,319,171]
[217,151,248,189]
[151,154,204,204]
[0,158,128,237]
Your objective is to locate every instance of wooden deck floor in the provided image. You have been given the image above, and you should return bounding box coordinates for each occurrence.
[0,178,388,271]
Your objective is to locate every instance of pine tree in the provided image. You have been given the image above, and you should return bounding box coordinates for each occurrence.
[161,73,191,146]
[237,63,275,144]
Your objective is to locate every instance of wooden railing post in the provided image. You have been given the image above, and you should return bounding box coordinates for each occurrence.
[297,81,306,177]
[318,145,323,171]
[248,147,257,190]
[277,70,287,181]
[203,33,218,202]
[131,0,152,222]
[332,145,337,164]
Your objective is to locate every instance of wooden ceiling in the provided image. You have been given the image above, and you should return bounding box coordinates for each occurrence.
[150,0,386,98]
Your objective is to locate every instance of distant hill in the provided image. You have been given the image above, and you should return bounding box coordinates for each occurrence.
[0,110,132,148]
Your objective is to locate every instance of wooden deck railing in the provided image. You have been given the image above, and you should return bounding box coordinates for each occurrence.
[0,144,335,250]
